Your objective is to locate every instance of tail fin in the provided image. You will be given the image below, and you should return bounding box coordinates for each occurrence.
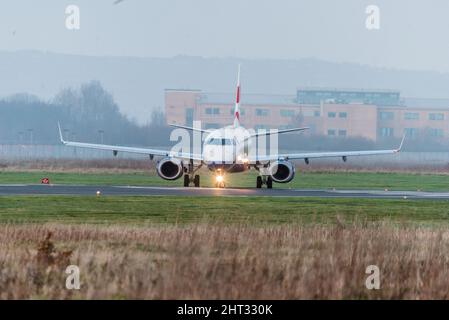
[233,64,241,128]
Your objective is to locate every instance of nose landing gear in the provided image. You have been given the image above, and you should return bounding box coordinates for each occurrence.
[215,181,225,188]
[215,174,225,188]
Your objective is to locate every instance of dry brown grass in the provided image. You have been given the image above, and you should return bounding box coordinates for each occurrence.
[1,222,449,299]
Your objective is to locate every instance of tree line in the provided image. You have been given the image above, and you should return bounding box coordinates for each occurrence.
[0,81,172,146]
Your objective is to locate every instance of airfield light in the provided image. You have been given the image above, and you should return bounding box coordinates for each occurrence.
[96,190,101,196]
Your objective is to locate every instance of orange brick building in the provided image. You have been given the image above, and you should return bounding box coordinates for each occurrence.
[165,88,449,142]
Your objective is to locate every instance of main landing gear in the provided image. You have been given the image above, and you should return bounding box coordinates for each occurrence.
[184,174,200,187]
[256,176,273,189]
[183,160,201,188]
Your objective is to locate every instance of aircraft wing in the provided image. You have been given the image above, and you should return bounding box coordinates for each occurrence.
[249,135,405,162]
[58,124,203,161]
[244,127,309,142]
[169,123,212,134]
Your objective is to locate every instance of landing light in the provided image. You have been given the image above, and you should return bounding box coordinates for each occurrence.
[216,175,224,183]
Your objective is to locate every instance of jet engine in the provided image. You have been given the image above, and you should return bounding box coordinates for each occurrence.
[157,158,184,180]
[269,160,295,183]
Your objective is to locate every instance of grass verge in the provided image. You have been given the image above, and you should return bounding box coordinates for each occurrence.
[1,170,449,191]
[0,195,449,225]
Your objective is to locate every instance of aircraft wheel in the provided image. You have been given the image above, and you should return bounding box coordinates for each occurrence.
[215,182,224,188]
[183,174,190,187]
[194,175,200,187]
[267,177,273,189]
[256,176,262,189]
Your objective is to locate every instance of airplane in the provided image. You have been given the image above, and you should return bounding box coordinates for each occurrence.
[58,66,404,189]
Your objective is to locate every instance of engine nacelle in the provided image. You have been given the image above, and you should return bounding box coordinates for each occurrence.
[269,160,295,183]
[157,158,184,180]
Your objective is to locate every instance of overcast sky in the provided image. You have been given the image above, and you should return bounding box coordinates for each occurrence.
[1,0,449,72]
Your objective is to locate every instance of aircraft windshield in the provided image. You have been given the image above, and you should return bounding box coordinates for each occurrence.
[206,138,235,146]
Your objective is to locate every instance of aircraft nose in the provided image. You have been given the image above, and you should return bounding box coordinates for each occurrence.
[203,146,234,163]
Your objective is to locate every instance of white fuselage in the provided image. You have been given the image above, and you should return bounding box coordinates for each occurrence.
[202,126,252,172]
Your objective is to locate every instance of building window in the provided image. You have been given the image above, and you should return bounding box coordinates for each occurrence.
[255,124,269,130]
[280,109,295,117]
[328,112,336,118]
[404,112,419,120]
[404,128,419,138]
[303,110,314,117]
[185,108,194,126]
[205,107,220,115]
[379,111,394,120]
[327,129,336,136]
[428,128,444,137]
[338,130,347,137]
[204,123,220,129]
[429,113,444,121]
[314,111,320,117]
[256,109,269,116]
[380,127,394,137]
[339,112,347,118]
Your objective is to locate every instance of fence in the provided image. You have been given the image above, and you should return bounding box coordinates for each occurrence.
[0,144,448,166]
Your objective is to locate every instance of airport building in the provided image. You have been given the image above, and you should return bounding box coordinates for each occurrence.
[165,88,449,142]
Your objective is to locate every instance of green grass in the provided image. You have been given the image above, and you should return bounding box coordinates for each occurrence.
[1,171,449,226]
[1,170,449,191]
[0,171,163,186]
[1,195,449,225]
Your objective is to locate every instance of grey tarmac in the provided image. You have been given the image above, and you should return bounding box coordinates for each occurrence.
[1,184,449,200]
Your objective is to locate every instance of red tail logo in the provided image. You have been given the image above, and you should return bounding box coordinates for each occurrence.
[236,85,240,104]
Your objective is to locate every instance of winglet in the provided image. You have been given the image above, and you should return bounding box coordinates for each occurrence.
[57,122,66,144]
[396,134,406,152]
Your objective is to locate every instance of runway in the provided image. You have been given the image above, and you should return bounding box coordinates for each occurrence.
[1,184,449,200]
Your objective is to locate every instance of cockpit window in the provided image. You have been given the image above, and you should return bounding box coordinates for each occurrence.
[206,138,235,145]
